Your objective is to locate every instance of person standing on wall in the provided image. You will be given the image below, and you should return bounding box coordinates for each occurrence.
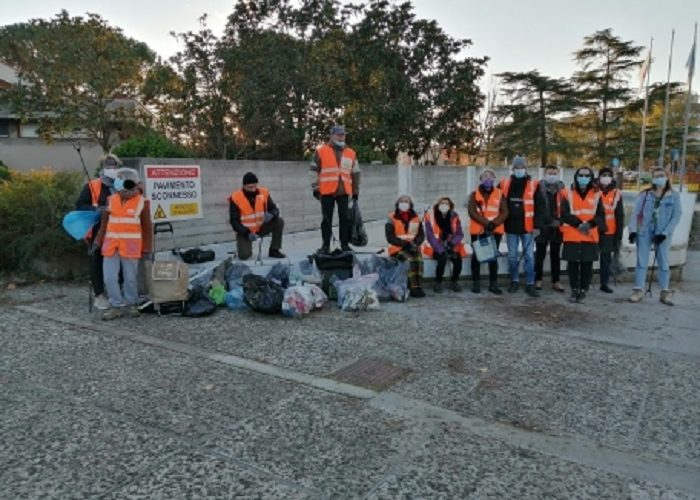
[597,167,624,293]
[628,167,682,306]
[75,153,121,310]
[229,172,286,261]
[498,156,541,297]
[468,168,508,294]
[559,167,606,303]
[533,165,567,292]
[309,125,361,254]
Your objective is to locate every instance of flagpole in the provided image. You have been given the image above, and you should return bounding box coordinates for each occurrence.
[637,38,653,190]
[680,23,698,193]
[659,30,675,169]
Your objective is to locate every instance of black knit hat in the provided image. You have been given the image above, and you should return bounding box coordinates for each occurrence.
[242,172,258,185]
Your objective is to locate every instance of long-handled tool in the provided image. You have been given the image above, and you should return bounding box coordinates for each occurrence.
[74,141,96,312]
[645,244,658,297]
[255,236,264,266]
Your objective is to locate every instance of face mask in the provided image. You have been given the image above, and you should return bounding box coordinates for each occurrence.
[333,140,345,148]
[102,168,117,180]
[653,177,667,187]
[398,202,410,212]
[438,203,450,214]
[545,174,559,184]
[114,178,125,191]
[481,179,494,189]
[245,188,258,195]
[599,176,612,186]
[513,169,526,179]
[576,175,591,187]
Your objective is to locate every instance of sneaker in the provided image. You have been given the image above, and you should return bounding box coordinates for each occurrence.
[488,283,503,295]
[126,306,141,318]
[93,294,110,310]
[102,307,124,321]
[433,281,444,294]
[600,285,614,294]
[525,284,540,298]
[629,289,644,303]
[534,280,543,290]
[410,287,426,298]
[660,289,674,306]
[508,282,519,293]
[450,281,462,293]
[569,290,579,303]
[576,290,586,303]
[471,281,481,294]
[269,249,287,259]
[552,282,565,293]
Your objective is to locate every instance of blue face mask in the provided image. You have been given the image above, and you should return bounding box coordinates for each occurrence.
[114,178,125,191]
[333,140,345,148]
[513,169,526,179]
[545,174,559,184]
[653,177,667,187]
[576,175,591,187]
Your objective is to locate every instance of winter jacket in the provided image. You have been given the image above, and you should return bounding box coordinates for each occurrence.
[229,190,280,237]
[598,183,625,254]
[559,185,606,262]
[425,210,464,255]
[628,189,682,238]
[534,180,566,243]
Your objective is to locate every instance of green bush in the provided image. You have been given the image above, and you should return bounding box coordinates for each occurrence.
[353,144,392,165]
[113,130,192,158]
[0,169,84,272]
[0,161,9,181]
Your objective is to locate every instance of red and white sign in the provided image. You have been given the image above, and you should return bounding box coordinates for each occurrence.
[143,165,203,222]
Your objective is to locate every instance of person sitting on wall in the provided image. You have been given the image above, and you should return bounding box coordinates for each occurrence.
[229,172,286,260]
[386,194,426,298]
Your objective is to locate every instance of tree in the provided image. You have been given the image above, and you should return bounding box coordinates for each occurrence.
[0,10,155,152]
[573,28,644,166]
[492,70,578,167]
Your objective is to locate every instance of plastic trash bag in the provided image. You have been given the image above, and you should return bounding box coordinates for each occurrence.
[357,256,408,302]
[183,286,217,317]
[282,284,328,318]
[350,201,368,247]
[243,274,285,314]
[332,266,380,311]
[289,259,322,286]
[208,283,226,306]
[224,286,247,311]
[266,262,290,288]
[225,262,253,290]
[62,210,101,240]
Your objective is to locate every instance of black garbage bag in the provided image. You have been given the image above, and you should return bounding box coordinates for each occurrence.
[183,286,217,317]
[350,201,368,247]
[266,262,290,288]
[226,262,253,290]
[312,250,355,297]
[242,274,284,314]
[173,247,216,263]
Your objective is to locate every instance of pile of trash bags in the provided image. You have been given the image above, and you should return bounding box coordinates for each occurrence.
[358,255,409,302]
[332,265,381,312]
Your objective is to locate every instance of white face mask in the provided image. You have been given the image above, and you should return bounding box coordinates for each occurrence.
[398,202,410,212]
[438,203,450,214]
[333,140,345,148]
[599,176,612,186]
[102,168,118,179]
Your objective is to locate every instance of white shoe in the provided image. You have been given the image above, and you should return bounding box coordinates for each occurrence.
[628,289,644,303]
[94,294,110,310]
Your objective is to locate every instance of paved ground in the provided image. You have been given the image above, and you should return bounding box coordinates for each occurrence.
[2,249,700,499]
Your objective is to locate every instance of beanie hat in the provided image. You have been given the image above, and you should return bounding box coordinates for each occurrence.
[242,172,259,185]
[480,168,496,180]
[511,156,527,169]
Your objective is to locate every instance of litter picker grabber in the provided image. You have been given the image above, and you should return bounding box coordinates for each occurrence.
[74,141,95,312]
[255,236,264,266]
[645,243,658,297]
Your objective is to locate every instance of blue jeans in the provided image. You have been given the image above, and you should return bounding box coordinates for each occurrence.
[506,233,535,285]
[634,232,671,290]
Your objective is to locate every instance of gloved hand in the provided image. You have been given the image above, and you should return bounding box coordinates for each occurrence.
[263,212,274,224]
[313,190,321,201]
[532,228,541,238]
[653,234,666,245]
[247,232,259,242]
[352,194,358,202]
[628,232,637,245]
[88,241,101,255]
[404,241,416,253]
[486,221,496,232]
[550,220,561,228]
[445,241,454,251]
[577,222,590,235]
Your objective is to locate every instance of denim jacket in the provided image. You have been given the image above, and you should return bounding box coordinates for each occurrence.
[628,189,682,237]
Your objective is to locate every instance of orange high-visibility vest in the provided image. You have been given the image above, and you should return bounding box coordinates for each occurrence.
[387,212,421,256]
[317,144,355,196]
[102,194,145,258]
[499,177,535,233]
[88,178,103,208]
[423,210,468,258]
[561,189,600,244]
[469,188,505,235]
[230,187,270,234]
[600,188,620,236]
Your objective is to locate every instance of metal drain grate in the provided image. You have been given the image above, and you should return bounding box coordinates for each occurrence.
[332,358,409,391]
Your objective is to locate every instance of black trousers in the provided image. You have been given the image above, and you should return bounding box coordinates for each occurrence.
[321,195,350,247]
[435,252,463,282]
[236,217,285,260]
[599,252,612,286]
[535,239,562,283]
[470,234,501,282]
[567,261,593,291]
[90,251,104,296]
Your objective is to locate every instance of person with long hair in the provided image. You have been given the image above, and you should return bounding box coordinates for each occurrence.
[559,167,606,303]
[423,196,467,293]
[597,167,624,293]
[628,168,682,305]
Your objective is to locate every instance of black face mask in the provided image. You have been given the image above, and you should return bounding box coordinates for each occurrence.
[244,189,259,196]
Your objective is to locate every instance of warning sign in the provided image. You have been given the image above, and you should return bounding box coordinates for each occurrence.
[144,165,203,222]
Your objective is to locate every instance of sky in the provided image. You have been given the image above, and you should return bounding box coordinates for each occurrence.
[2,0,698,92]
